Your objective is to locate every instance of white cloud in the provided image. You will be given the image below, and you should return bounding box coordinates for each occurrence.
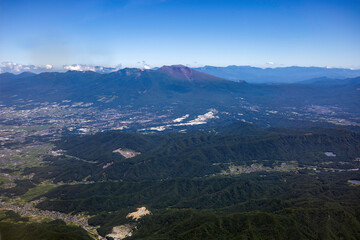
[63,64,95,71]
[266,61,275,65]
[140,61,151,70]
[0,61,124,74]
[0,61,54,74]
[143,64,151,70]
[63,64,122,73]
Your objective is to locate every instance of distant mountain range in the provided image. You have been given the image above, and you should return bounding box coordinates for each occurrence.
[194,65,360,83]
[1,65,359,108]
[2,62,360,84]
[298,76,360,85]
[0,65,231,106]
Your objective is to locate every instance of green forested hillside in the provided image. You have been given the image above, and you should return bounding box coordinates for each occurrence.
[4,126,360,239]
[23,127,360,183]
[34,171,360,239]
[128,207,360,240]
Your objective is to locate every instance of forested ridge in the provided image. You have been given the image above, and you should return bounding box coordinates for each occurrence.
[22,127,360,183]
[35,172,360,239]
[1,125,360,239]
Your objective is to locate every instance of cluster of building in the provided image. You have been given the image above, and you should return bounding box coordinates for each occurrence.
[0,198,99,237]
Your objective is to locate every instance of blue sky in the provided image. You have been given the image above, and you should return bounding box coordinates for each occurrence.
[0,0,359,68]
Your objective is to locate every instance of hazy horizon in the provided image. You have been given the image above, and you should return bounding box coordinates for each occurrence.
[2,61,360,75]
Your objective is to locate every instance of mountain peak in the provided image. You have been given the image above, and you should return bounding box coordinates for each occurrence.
[158,65,193,80]
[157,65,225,82]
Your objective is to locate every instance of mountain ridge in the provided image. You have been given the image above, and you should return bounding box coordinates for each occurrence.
[0,66,359,117]
[2,64,360,84]
[158,65,226,82]
[194,65,360,83]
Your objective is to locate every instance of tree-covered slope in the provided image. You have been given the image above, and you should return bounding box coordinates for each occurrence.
[23,127,360,183]
[34,172,360,239]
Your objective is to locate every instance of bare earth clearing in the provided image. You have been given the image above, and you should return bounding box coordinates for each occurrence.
[106,207,151,240]
[112,148,141,158]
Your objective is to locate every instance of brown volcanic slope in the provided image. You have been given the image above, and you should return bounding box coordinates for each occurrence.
[157,65,226,82]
